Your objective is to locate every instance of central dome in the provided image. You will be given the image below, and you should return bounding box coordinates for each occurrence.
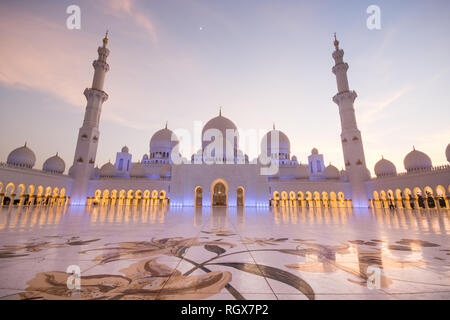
[202,111,239,159]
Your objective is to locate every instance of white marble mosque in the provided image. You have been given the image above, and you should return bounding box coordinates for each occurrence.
[0,33,450,302]
[0,34,449,211]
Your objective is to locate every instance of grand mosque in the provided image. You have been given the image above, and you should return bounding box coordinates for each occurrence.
[0,34,449,210]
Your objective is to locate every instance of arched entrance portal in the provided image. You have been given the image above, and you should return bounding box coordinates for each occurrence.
[195,187,203,206]
[211,180,228,207]
[237,187,244,207]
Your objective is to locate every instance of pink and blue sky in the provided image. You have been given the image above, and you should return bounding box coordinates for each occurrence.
[0,0,449,174]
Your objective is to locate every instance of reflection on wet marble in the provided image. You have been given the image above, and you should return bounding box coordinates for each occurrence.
[0,204,449,300]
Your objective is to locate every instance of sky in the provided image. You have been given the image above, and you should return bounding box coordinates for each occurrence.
[0,0,449,175]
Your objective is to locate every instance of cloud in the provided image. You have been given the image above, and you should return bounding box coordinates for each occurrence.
[106,0,157,42]
[0,9,89,108]
[358,86,412,124]
[0,5,151,131]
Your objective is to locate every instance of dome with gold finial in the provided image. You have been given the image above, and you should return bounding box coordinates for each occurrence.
[43,153,66,174]
[404,147,432,172]
[7,143,36,169]
[374,156,397,177]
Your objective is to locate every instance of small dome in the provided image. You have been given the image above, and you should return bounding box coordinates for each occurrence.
[261,129,290,157]
[7,143,36,169]
[100,162,116,177]
[311,148,319,155]
[404,147,432,172]
[291,156,298,162]
[130,162,146,178]
[295,164,310,179]
[43,153,65,174]
[324,164,339,179]
[160,164,171,178]
[446,143,450,163]
[374,157,397,177]
[121,146,129,153]
[91,166,101,178]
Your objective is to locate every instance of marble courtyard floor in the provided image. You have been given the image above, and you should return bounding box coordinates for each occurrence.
[0,205,449,300]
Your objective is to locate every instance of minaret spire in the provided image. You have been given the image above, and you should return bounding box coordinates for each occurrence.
[219,106,222,117]
[71,33,111,206]
[333,33,339,50]
[103,30,109,48]
[332,37,369,208]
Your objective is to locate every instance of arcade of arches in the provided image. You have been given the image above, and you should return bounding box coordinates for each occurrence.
[271,184,450,209]
[1,180,448,210]
[89,189,169,207]
[0,181,69,207]
[372,185,449,210]
[271,191,350,208]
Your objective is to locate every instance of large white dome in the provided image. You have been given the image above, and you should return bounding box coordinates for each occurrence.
[150,127,179,152]
[202,114,238,138]
[446,143,450,163]
[260,128,291,157]
[324,164,339,179]
[374,157,397,177]
[7,143,36,169]
[404,147,432,172]
[100,162,116,177]
[201,112,239,160]
[43,153,65,174]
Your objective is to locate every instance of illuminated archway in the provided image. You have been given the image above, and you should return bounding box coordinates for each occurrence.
[273,191,280,207]
[337,192,345,208]
[436,185,448,208]
[297,191,304,207]
[424,186,435,209]
[373,191,380,209]
[322,192,329,208]
[413,187,425,208]
[305,192,313,208]
[237,187,245,207]
[195,186,203,207]
[313,192,321,208]
[211,179,228,207]
[281,191,288,207]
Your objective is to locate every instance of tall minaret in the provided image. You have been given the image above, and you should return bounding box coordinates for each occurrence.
[332,34,369,208]
[71,32,110,205]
